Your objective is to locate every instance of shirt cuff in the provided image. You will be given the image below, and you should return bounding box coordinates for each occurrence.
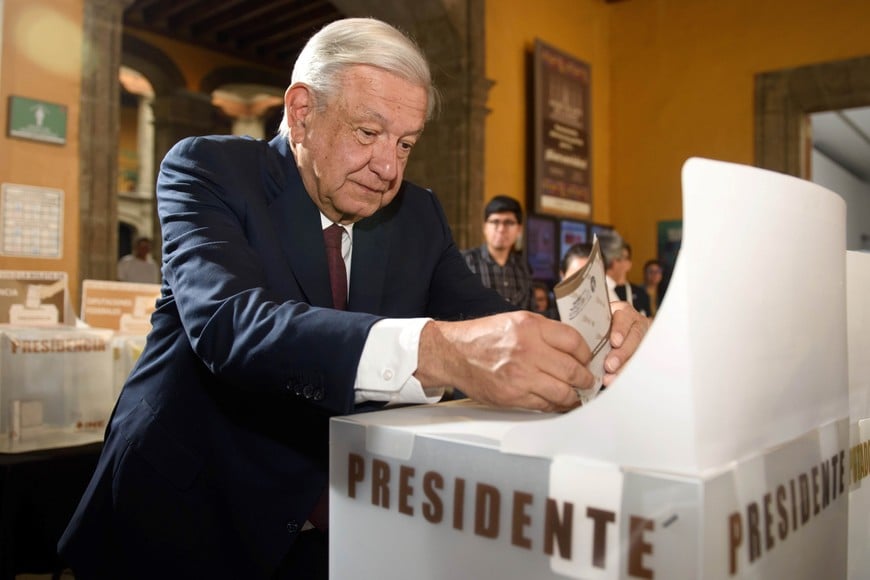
[354,317,442,405]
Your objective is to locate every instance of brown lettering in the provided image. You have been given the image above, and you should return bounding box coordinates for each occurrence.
[398,465,414,516]
[799,474,810,525]
[775,485,789,541]
[587,507,616,569]
[544,499,573,559]
[762,493,774,552]
[811,466,820,516]
[790,479,798,531]
[474,483,500,539]
[831,454,839,499]
[422,471,444,523]
[511,491,533,549]
[628,516,654,579]
[453,478,466,530]
[348,453,364,499]
[728,512,742,576]
[839,449,846,493]
[747,502,760,563]
[821,460,830,509]
[371,458,390,509]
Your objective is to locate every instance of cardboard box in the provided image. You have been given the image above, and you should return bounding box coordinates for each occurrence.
[81,279,160,333]
[0,270,72,326]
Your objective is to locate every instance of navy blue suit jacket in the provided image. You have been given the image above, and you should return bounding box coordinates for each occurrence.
[59,135,509,578]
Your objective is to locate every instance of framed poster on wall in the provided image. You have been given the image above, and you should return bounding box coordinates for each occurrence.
[525,214,558,282]
[532,39,591,220]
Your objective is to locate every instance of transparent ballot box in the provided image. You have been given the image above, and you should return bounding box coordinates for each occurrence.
[0,326,115,452]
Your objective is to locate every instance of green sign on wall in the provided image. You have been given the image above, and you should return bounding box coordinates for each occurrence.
[7,96,67,145]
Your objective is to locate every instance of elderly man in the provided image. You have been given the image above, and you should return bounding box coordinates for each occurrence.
[59,18,647,579]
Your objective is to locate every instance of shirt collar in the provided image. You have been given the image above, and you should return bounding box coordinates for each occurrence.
[319,212,354,237]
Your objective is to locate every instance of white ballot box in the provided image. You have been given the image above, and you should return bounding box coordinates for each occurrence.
[330,158,855,579]
[846,251,870,580]
[0,325,115,452]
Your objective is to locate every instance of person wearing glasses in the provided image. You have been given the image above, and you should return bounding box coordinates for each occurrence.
[462,195,534,310]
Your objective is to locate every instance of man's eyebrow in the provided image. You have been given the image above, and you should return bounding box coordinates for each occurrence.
[357,109,425,137]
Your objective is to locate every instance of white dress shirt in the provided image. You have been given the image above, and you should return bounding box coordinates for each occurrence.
[319,214,442,405]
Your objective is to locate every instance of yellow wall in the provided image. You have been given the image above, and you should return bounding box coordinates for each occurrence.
[0,0,83,302]
[485,0,612,223]
[609,0,870,279]
[486,0,870,282]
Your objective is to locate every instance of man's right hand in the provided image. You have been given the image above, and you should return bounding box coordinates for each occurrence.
[414,311,593,413]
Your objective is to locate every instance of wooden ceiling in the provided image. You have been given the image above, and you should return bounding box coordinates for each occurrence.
[124,0,346,71]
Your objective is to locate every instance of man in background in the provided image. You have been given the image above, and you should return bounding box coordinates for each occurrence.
[462,195,534,310]
[603,235,651,317]
[117,236,160,284]
[560,241,594,280]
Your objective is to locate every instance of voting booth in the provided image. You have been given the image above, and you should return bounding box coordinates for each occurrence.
[330,158,862,578]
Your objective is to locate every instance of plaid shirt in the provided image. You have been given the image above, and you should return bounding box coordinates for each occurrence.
[462,244,533,310]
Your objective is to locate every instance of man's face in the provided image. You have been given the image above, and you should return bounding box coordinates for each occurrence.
[483,211,521,252]
[562,255,589,280]
[134,240,152,259]
[288,65,428,224]
[617,247,632,277]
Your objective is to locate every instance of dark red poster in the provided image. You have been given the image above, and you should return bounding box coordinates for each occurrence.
[533,39,591,220]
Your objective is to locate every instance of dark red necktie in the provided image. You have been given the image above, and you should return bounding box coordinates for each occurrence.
[323,224,347,310]
[308,225,345,530]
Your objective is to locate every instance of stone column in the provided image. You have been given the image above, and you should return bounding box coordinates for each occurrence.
[136,94,155,196]
[79,0,134,285]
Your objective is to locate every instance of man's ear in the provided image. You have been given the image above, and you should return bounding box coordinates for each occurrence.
[284,84,312,142]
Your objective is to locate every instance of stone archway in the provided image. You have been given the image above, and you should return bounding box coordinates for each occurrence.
[755,55,870,178]
[201,66,288,139]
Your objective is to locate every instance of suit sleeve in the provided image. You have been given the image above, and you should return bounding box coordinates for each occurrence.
[156,137,380,414]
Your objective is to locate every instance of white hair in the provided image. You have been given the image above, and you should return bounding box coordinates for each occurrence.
[278,18,439,138]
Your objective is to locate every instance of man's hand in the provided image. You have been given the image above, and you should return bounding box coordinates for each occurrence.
[602,301,650,387]
[415,311,593,412]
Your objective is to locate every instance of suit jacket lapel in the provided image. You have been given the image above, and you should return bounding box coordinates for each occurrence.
[268,136,333,309]
[349,210,392,313]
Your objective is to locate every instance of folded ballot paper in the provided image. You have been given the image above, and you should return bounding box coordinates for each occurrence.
[552,236,611,404]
